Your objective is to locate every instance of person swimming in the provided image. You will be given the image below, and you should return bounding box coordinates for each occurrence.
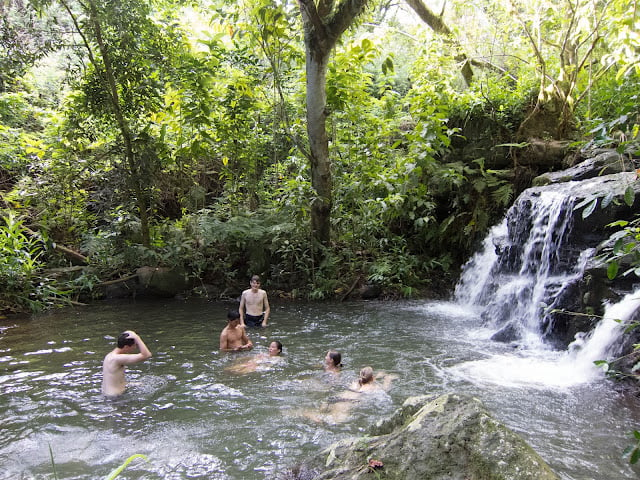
[324,350,342,373]
[302,365,397,424]
[225,341,284,374]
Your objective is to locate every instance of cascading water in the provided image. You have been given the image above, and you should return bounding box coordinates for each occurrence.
[455,187,592,348]
[452,174,640,388]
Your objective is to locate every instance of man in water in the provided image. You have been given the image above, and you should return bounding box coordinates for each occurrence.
[220,309,253,351]
[239,275,270,327]
[102,330,152,397]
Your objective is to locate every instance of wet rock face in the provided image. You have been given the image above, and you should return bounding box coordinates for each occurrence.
[291,393,559,480]
[461,148,640,348]
[533,149,636,186]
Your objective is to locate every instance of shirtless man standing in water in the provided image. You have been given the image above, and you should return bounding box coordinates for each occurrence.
[102,330,152,397]
[239,275,270,327]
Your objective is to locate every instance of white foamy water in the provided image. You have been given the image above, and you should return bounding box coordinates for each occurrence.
[450,291,640,389]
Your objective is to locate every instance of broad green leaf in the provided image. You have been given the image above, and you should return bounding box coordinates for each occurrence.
[602,192,615,208]
[624,186,635,206]
[607,261,619,279]
[574,195,596,211]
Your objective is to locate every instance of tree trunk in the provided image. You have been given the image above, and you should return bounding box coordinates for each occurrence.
[305,47,333,247]
[404,0,473,85]
[297,0,369,248]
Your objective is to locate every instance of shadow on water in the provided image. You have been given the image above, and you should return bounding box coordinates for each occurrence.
[0,298,639,479]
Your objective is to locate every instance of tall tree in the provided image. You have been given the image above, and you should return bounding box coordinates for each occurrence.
[296,0,369,248]
[36,0,185,247]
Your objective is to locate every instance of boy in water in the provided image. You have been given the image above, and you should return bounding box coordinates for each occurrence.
[239,275,270,327]
[220,309,253,352]
[101,330,152,397]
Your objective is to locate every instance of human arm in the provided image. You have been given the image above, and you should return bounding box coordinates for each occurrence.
[375,371,397,391]
[261,291,270,327]
[239,292,246,327]
[121,330,152,364]
[220,329,230,351]
[238,329,253,350]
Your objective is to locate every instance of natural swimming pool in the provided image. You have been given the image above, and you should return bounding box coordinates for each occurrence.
[1,298,639,479]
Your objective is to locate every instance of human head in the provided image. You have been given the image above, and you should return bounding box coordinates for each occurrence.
[250,275,261,287]
[117,332,135,349]
[227,309,241,323]
[325,350,342,368]
[269,341,283,356]
[359,366,374,385]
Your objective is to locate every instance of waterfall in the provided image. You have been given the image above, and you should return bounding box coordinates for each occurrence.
[455,188,591,348]
[451,173,640,387]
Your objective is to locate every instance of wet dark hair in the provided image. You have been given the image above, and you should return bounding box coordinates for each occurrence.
[227,309,241,321]
[251,275,261,283]
[117,332,135,348]
[272,340,283,353]
[328,350,342,367]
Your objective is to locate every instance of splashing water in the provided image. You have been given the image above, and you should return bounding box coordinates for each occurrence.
[451,175,640,389]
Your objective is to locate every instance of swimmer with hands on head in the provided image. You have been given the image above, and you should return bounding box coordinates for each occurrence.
[347,366,396,394]
[302,365,396,424]
[102,330,152,397]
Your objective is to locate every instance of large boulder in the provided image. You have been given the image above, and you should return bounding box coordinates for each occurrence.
[532,149,635,186]
[290,393,559,480]
[135,266,191,298]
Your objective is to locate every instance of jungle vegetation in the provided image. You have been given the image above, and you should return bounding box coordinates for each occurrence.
[0,0,638,313]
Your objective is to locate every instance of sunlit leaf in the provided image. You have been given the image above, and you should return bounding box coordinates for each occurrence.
[593,360,609,371]
[105,454,148,480]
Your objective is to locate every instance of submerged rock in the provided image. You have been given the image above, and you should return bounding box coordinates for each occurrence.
[286,393,559,480]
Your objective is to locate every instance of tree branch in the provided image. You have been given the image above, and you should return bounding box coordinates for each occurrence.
[403,0,473,85]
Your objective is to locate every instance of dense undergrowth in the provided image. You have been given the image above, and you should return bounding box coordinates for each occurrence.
[0,0,639,314]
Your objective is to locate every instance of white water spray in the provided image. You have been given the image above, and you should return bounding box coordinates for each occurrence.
[450,291,640,388]
[451,174,640,388]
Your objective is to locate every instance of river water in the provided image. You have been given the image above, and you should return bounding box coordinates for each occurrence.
[1,298,639,479]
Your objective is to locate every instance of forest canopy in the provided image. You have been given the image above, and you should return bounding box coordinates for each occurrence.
[0,0,638,312]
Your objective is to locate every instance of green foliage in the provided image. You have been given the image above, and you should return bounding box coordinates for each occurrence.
[0,1,68,92]
[0,212,68,313]
[0,0,636,307]
[624,431,640,464]
[596,216,640,280]
[105,454,148,480]
[49,448,147,480]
